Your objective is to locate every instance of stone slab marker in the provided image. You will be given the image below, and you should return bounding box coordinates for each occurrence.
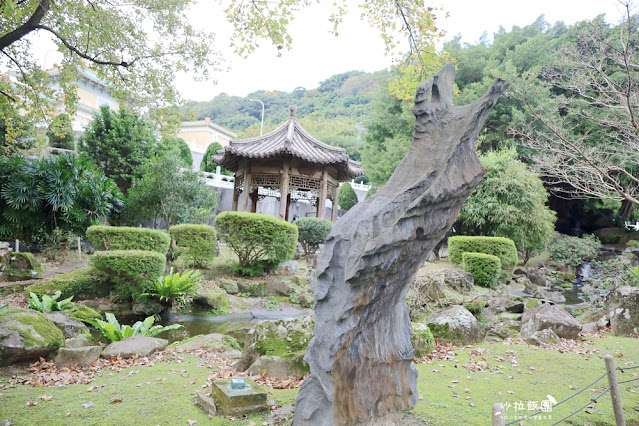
[293,64,508,425]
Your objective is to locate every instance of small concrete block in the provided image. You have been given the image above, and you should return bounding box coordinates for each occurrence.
[195,391,217,416]
[211,379,268,416]
[231,378,246,389]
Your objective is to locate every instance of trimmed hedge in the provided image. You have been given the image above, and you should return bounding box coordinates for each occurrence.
[296,217,332,255]
[448,236,518,271]
[86,225,170,254]
[215,212,298,276]
[169,224,216,267]
[90,250,166,300]
[462,252,501,288]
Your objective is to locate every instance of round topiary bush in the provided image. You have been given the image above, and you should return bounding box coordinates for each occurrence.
[296,217,332,255]
[169,224,216,267]
[214,212,298,276]
[86,225,170,254]
[461,252,501,288]
[90,250,166,300]
[448,236,518,271]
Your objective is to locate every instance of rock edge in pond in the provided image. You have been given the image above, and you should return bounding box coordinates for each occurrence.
[102,336,168,359]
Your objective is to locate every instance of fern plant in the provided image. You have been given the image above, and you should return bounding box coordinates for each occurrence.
[28,291,74,312]
[148,268,200,306]
[83,313,181,342]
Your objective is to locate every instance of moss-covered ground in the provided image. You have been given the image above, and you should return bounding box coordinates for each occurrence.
[2,335,639,425]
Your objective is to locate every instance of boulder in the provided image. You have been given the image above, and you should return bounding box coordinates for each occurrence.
[55,346,102,367]
[266,280,292,296]
[65,334,92,348]
[66,304,102,322]
[426,305,482,345]
[524,283,566,304]
[488,297,524,314]
[43,311,88,339]
[484,320,521,342]
[193,285,230,315]
[132,300,164,316]
[249,316,314,358]
[175,333,242,358]
[411,323,435,357]
[605,286,639,336]
[234,342,260,371]
[516,267,549,287]
[525,329,559,346]
[219,280,238,295]
[443,271,474,294]
[520,305,582,340]
[0,308,64,366]
[277,260,298,275]
[237,281,268,297]
[247,354,308,378]
[582,322,599,335]
[195,390,217,416]
[4,252,42,281]
[102,336,168,359]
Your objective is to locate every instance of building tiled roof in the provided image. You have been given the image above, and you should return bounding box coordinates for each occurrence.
[213,105,363,180]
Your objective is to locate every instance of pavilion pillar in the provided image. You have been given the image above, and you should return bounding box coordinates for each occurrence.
[242,169,251,212]
[231,174,240,211]
[317,168,328,219]
[331,184,339,222]
[279,161,290,220]
[251,187,258,213]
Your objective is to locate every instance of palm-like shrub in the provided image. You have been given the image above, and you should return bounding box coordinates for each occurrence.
[83,313,181,343]
[149,268,200,305]
[28,291,74,312]
[0,153,123,242]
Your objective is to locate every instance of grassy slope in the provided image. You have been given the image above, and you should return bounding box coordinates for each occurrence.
[2,336,639,425]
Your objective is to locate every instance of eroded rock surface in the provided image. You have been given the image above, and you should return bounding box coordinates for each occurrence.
[293,64,508,425]
[427,305,482,345]
[0,308,64,365]
[605,286,639,336]
[520,305,582,340]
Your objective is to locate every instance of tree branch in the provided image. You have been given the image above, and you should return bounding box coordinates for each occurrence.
[0,0,50,50]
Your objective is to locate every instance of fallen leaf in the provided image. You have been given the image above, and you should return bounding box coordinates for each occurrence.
[190,379,197,385]
[187,420,197,425]
[109,398,122,404]
[83,402,94,409]
[248,422,256,426]
[452,392,459,398]
[418,395,424,400]
[469,402,475,407]
[464,388,470,393]
[26,401,37,406]
[432,369,440,373]
[38,395,52,401]
[64,412,71,417]
[507,390,514,394]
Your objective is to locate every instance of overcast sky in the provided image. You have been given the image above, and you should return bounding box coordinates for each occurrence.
[34,0,628,101]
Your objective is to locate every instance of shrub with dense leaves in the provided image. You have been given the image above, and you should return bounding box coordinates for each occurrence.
[83,313,181,343]
[296,217,332,254]
[462,252,501,288]
[549,234,601,266]
[338,182,358,211]
[86,225,170,254]
[90,250,166,300]
[448,236,518,271]
[215,212,298,276]
[169,224,216,267]
[0,153,122,242]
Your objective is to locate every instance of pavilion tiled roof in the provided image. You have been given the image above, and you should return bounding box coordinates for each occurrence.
[212,105,363,180]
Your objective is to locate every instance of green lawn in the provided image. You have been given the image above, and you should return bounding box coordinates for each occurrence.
[2,336,639,425]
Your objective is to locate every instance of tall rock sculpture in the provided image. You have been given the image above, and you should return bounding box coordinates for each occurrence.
[293,64,508,425]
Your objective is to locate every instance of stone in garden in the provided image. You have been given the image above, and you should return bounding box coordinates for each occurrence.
[55,346,102,367]
[64,334,92,348]
[66,303,102,321]
[516,267,550,287]
[132,300,164,316]
[484,320,521,342]
[411,323,435,357]
[488,297,524,314]
[597,315,610,329]
[525,329,559,346]
[43,311,88,339]
[219,280,239,294]
[195,390,217,416]
[520,305,582,340]
[3,252,42,281]
[0,308,64,366]
[102,336,168,359]
[426,305,483,345]
[524,283,566,304]
[234,342,260,372]
[247,354,309,378]
[443,270,474,294]
[294,64,507,425]
[267,279,292,296]
[277,260,298,275]
[581,322,599,335]
[175,333,242,358]
[193,285,230,314]
[605,286,639,336]
[211,379,268,416]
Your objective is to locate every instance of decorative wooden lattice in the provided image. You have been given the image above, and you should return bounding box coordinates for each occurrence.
[328,183,337,200]
[289,175,321,191]
[251,174,281,188]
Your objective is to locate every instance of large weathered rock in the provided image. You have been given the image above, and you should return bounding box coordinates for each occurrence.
[175,333,242,358]
[247,354,309,378]
[0,308,64,366]
[55,346,102,367]
[520,305,582,340]
[102,336,168,359]
[426,305,482,345]
[43,311,88,339]
[605,286,639,336]
[294,64,508,425]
